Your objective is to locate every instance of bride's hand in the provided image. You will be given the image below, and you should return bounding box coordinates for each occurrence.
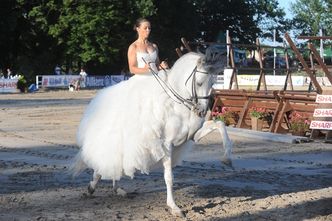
[160,60,169,69]
[143,63,150,72]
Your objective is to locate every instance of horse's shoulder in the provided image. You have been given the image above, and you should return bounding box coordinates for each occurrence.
[185,51,203,57]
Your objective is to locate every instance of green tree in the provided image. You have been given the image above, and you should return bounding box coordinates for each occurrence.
[0,0,69,78]
[190,0,287,43]
[0,0,288,79]
[291,0,332,36]
[148,0,200,63]
[28,0,156,74]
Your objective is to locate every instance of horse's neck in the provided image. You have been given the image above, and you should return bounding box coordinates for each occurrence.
[167,53,201,89]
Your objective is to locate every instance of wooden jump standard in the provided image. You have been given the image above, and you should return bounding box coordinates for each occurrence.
[177,36,331,136]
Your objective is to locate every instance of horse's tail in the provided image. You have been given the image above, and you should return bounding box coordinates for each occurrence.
[68,151,87,177]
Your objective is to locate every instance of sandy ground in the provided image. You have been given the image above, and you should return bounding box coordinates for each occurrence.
[0,90,331,221]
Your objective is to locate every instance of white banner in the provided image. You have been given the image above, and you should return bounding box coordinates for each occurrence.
[38,75,125,88]
[237,75,259,86]
[310,120,332,130]
[42,75,81,88]
[0,79,18,93]
[235,75,305,86]
[316,95,332,103]
[213,74,305,87]
[306,77,332,86]
[86,75,125,87]
[313,109,332,117]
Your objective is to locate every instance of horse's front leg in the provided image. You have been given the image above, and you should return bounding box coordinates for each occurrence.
[216,120,233,166]
[194,120,233,167]
[162,153,184,217]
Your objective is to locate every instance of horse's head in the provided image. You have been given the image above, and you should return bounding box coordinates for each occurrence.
[200,45,227,74]
[168,46,226,116]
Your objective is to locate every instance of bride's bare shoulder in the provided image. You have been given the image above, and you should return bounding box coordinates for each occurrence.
[128,42,138,55]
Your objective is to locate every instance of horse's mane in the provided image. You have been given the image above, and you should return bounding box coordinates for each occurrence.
[172,52,203,68]
[168,52,203,78]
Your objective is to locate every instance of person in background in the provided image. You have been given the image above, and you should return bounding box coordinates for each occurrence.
[79,68,87,77]
[127,18,168,75]
[54,65,61,75]
[79,68,88,88]
[0,69,4,79]
[6,68,12,79]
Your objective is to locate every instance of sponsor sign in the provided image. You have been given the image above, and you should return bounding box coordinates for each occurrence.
[0,79,18,93]
[86,75,125,87]
[233,75,305,86]
[237,75,259,86]
[39,75,125,88]
[310,121,332,130]
[310,94,332,131]
[42,75,81,88]
[316,95,332,103]
[305,77,332,86]
[313,109,332,117]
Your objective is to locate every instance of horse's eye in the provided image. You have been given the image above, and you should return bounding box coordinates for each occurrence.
[197,82,203,87]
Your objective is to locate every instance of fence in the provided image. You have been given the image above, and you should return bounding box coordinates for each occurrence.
[35,75,126,89]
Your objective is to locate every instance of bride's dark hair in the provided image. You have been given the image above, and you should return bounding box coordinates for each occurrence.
[133,18,150,31]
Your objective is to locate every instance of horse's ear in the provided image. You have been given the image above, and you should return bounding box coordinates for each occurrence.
[204,46,225,63]
[197,57,204,67]
[201,46,227,74]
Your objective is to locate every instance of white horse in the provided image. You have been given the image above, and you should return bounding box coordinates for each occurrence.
[72,47,232,217]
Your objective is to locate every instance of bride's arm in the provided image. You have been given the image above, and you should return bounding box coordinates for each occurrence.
[128,44,150,74]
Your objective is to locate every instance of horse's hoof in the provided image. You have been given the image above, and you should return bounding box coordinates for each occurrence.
[222,158,233,169]
[116,188,127,197]
[87,184,95,195]
[171,207,185,218]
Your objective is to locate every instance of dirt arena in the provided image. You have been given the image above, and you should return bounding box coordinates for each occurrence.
[0,90,331,221]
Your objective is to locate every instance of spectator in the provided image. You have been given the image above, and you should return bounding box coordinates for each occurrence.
[79,68,87,88]
[54,65,61,75]
[6,68,12,79]
[79,68,87,77]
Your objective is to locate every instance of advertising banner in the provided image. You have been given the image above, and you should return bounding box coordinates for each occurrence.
[310,94,332,131]
[86,75,125,87]
[310,121,332,130]
[42,75,81,88]
[40,75,125,88]
[236,75,305,86]
[0,79,18,93]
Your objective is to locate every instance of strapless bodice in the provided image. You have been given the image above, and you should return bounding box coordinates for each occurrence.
[136,50,158,73]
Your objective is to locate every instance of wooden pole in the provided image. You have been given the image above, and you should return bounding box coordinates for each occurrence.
[284,32,322,94]
[181,37,192,52]
[308,49,316,92]
[175,48,183,57]
[256,38,267,91]
[227,35,239,89]
[283,45,294,91]
[308,43,332,85]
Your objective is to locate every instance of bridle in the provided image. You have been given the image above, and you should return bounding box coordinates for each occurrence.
[185,66,211,105]
[143,58,211,117]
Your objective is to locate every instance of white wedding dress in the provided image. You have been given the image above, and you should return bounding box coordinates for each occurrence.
[136,50,158,74]
[76,50,174,181]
